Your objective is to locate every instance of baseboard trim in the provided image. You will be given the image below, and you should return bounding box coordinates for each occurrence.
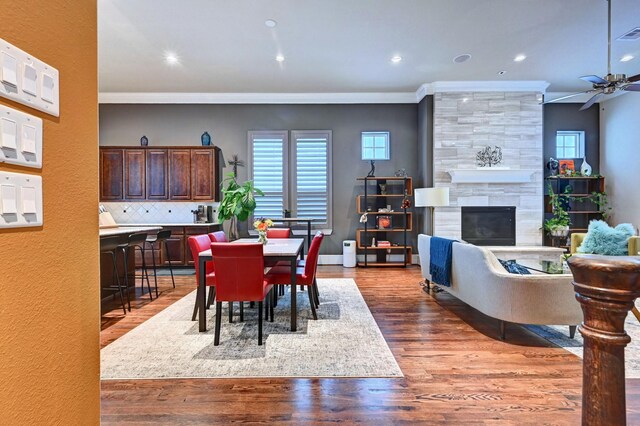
[319,254,419,265]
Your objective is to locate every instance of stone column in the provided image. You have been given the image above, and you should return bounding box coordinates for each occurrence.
[568,255,640,426]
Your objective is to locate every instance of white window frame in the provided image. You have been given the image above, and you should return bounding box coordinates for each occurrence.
[556,130,585,159]
[361,131,390,160]
[291,130,333,230]
[247,130,289,220]
[248,130,332,231]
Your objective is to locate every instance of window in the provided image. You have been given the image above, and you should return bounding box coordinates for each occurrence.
[556,130,585,159]
[361,131,390,160]
[248,130,332,229]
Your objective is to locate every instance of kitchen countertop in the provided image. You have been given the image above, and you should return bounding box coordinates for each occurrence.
[117,223,220,227]
[99,226,162,237]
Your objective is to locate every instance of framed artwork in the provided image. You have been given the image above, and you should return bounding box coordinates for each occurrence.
[377,215,392,229]
[559,159,575,176]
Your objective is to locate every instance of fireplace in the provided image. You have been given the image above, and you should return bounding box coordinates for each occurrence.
[461,206,516,246]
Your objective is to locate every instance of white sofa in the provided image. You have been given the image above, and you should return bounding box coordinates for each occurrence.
[418,234,582,339]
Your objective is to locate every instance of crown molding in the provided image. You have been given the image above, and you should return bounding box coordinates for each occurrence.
[415,81,550,102]
[98,92,417,104]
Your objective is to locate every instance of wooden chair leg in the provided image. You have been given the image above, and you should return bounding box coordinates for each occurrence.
[258,300,263,345]
[569,325,577,339]
[191,298,198,321]
[270,290,274,322]
[214,301,222,346]
[228,301,233,323]
[240,301,244,322]
[206,287,215,309]
[313,279,320,308]
[308,284,318,320]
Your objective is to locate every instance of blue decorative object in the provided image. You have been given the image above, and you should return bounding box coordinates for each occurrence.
[577,220,635,256]
[498,259,531,275]
[429,236,456,287]
[201,131,211,146]
[140,135,148,146]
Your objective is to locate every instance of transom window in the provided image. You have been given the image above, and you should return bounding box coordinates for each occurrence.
[556,130,585,159]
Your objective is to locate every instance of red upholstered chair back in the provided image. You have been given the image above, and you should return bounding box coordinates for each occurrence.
[211,243,266,302]
[303,232,324,279]
[266,228,291,238]
[187,235,215,283]
[208,231,228,243]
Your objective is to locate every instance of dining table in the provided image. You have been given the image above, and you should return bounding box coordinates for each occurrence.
[198,237,305,333]
[267,217,316,259]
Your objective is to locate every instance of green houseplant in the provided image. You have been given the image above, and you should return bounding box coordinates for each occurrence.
[544,183,571,237]
[217,173,264,240]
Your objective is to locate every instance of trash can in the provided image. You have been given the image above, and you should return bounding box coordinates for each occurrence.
[343,240,356,268]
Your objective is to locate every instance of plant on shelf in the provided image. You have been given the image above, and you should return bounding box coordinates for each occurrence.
[544,183,571,237]
[217,172,264,240]
[591,191,612,221]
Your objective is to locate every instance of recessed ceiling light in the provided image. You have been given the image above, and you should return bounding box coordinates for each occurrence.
[621,54,635,62]
[497,70,507,75]
[514,54,527,62]
[164,52,180,65]
[275,54,285,62]
[391,56,402,63]
[265,19,277,28]
[453,54,472,63]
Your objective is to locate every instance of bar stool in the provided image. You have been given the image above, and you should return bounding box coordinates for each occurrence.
[118,232,154,301]
[145,229,176,293]
[100,235,130,314]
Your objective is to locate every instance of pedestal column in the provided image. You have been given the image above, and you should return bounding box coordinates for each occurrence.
[568,255,640,426]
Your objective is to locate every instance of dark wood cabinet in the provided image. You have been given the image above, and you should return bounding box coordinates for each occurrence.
[169,149,192,200]
[100,146,220,202]
[100,149,124,200]
[146,149,169,200]
[124,149,146,200]
[191,149,218,200]
[163,236,185,266]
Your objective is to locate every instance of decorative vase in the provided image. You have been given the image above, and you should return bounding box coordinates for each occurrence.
[140,135,149,146]
[581,158,592,176]
[258,230,268,245]
[201,131,211,146]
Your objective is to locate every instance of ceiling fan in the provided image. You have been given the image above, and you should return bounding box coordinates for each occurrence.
[544,0,640,110]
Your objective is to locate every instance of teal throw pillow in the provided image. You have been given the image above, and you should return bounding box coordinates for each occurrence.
[577,220,635,256]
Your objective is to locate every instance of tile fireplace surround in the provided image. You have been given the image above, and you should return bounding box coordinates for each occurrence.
[433,91,543,246]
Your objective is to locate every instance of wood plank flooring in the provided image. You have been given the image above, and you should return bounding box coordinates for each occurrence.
[100,266,640,424]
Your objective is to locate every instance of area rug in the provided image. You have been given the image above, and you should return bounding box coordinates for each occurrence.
[101,278,403,379]
[526,311,640,378]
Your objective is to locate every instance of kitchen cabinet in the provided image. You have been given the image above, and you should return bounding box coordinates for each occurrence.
[169,149,192,200]
[191,149,218,200]
[100,149,124,200]
[99,146,221,202]
[146,149,169,200]
[124,149,146,200]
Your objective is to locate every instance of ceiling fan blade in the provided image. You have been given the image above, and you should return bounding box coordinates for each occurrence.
[622,83,640,92]
[543,90,597,104]
[628,74,640,83]
[579,91,605,111]
[580,75,609,85]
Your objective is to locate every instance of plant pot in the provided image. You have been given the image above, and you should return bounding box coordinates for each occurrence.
[549,226,569,237]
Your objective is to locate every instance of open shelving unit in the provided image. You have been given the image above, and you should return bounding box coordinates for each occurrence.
[544,175,606,249]
[355,176,412,267]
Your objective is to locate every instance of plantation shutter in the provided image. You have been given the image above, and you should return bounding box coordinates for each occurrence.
[292,131,332,226]
[249,131,288,219]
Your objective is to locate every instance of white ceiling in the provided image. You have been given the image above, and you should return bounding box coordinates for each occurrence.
[98,0,640,96]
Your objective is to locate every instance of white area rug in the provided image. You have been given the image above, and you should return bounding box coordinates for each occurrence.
[101,278,403,379]
[526,311,640,378]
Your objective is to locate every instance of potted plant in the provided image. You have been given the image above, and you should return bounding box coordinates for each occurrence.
[217,173,264,240]
[544,183,571,237]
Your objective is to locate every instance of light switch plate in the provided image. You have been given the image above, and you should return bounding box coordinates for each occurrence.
[0,104,42,168]
[0,171,43,228]
[0,37,59,117]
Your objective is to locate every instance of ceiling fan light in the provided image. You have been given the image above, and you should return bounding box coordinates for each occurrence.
[620,54,635,62]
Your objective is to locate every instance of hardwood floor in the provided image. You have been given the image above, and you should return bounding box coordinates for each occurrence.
[101,266,640,424]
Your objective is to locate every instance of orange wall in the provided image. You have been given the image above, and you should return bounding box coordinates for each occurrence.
[0,1,100,424]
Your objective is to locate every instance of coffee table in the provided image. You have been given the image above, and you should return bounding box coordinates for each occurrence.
[517,259,570,275]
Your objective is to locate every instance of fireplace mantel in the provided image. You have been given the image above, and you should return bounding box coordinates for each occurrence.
[447,168,536,184]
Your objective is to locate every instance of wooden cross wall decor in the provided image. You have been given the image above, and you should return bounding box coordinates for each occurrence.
[228,154,245,177]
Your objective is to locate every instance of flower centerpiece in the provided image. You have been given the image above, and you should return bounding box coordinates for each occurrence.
[253,218,273,244]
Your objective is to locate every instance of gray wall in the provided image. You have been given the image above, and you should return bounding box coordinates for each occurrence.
[600,94,640,230]
[99,103,419,254]
[543,103,600,176]
[417,95,434,234]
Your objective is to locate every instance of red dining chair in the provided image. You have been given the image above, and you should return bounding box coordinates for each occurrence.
[187,235,217,321]
[266,232,324,320]
[208,231,228,243]
[210,243,274,346]
[266,228,290,239]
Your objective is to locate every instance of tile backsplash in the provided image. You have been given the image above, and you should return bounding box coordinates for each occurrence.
[102,201,219,224]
